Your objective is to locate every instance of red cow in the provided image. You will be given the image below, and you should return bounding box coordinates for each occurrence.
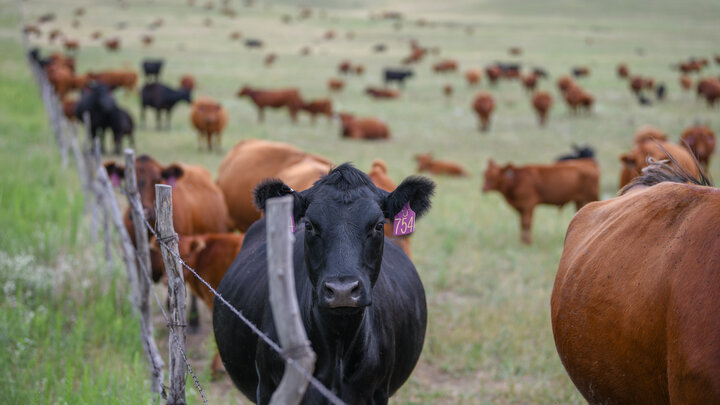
[532,91,553,126]
[264,53,276,66]
[485,65,502,85]
[141,34,153,46]
[300,99,333,124]
[472,92,495,132]
[433,59,458,73]
[338,60,352,74]
[680,125,716,171]
[617,63,629,78]
[415,153,468,176]
[236,86,304,122]
[563,86,594,114]
[216,139,333,232]
[556,75,576,93]
[365,86,400,99]
[327,78,345,92]
[552,160,719,405]
[104,38,120,51]
[89,70,138,92]
[680,75,692,91]
[180,75,195,90]
[465,69,481,86]
[522,73,538,91]
[63,39,79,51]
[633,125,668,144]
[482,158,599,244]
[338,113,390,140]
[443,84,453,97]
[190,97,229,151]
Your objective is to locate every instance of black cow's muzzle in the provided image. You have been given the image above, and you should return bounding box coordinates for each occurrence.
[320,278,369,309]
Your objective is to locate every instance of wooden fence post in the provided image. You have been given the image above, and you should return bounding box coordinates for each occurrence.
[266,196,316,405]
[124,149,165,394]
[94,165,140,304]
[155,184,187,405]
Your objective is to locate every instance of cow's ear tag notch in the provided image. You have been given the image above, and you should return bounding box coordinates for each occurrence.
[393,202,416,236]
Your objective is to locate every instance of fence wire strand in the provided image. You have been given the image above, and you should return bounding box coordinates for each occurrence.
[124,191,346,405]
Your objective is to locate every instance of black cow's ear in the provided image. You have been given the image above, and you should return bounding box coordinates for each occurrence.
[384,176,435,219]
[254,179,307,220]
[104,161,125,187]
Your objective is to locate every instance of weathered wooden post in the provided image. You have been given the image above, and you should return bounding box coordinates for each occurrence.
[94,165,140,304]
[124,149,165,394]
[266,196,316,405]
[155,184,187,405]
[92,138,112,264]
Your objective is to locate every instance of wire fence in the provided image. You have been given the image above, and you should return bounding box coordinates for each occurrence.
[21,31,346,405]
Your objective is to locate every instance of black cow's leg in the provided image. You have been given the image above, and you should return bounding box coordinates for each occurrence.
[156,109,162,131]
[188,293,200,334]
[140,106,146,129]
[166,110,172,130]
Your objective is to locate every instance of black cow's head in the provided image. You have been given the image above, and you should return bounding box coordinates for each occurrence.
[255,163,434,313]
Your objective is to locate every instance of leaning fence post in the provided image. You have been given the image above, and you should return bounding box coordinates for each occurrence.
[266,196,316,405]
[95,166,140,304]
[125,149,165,394]
[155,184,186,405]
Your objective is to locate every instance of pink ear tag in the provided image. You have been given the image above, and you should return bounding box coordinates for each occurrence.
[290,216,295,233]
[109,173,122,187]
[393,202,416,236]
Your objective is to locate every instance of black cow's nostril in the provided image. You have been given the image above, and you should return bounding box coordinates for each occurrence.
[323,284,335,300]
[322,279,362,308]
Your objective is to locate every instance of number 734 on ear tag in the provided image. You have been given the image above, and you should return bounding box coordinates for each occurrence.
[393,202,416,236]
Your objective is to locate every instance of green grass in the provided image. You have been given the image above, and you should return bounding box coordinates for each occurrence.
[2,0,720,403]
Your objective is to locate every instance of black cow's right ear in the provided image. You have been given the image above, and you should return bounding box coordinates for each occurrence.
[254,179,307,220]
[104,161,125,187]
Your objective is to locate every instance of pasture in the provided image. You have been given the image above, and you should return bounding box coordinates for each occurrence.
[2,0,719,403]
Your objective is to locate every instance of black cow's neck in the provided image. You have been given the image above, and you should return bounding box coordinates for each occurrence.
[310,307,369,392]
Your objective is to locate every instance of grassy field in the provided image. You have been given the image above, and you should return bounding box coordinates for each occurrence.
[2,0,720,403]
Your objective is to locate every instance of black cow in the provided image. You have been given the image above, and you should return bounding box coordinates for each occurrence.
[214,164,434,404]
[139,82,192,130]
[373,43,387,53]
[75,82,135,154]
[556,144,595,161]
[383,68,414,88]
[532,67,548,78]
[637,93,653,106]
[245,38,264,48]
[141,59,164,82]
[655,83,666,101]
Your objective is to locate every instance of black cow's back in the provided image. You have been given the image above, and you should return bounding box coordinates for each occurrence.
[213,217,427,403]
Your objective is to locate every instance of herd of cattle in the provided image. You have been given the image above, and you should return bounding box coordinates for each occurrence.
[24,3,720,404]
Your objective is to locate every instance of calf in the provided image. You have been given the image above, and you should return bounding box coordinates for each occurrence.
[532,91,553,126]
[482,158,599,244]
[472,92,495,132]
[190,97,229,151]
[214,164,434,404]
[339,113,390,140]
[327,78,344,92]
[365,86,400,99]
[237,86,304,122]
[142,59,164,81]
[680,125,715,171]
[75,82,134,154]
[415,153,468,176]
[384,68,414,88]
[140,82,192,130]
[300,99,333,124]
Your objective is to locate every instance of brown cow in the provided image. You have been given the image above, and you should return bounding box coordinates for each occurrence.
[415,153,468,176]
[619,140,699,188]
[89,70,138,92]
[465,69,481,86]
[180,75,196,90]
[338,113,390,140]
[443,84,453,97]
[354,64,365,75]
[680,125,716,171]
[23,24,41,37]
[141,34,153,46]
[327,78,345,92]
[472,92,495,132]
[104,38,120,51]
[402,47,426,65]
[229,31,242,40]
[46,64,76,99]
[237,86,304,122]
[300,99,333,124]
[63,39,79,51]
[551,160,719,405]
[190,97,229,151]
[486,65,502,85]
[264,53,276,66]
[433,59,458,73]
[556,75,576,93]
[216,139,333,232]
[680,75,693,91]
[617,63,629,79]
[563,86,593,114]
[532,91,553,126]
[482,158,599,244]
[697,77,720,106]
[62,98,78,121]
[48,29,62,42]
[91,31,102,40]
[338,60,352,74]
[633,125,668,144]
[365,86,400,99]
[367,159,413,259]
[104,155,232,268]
[159,233,244,376]
[629,76,645,94]
[522,73,538,91]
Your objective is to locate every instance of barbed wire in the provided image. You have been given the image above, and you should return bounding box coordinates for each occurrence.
[124,191,346,405]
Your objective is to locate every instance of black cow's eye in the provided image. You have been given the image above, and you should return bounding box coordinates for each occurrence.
[375,221,385,231]
[305,220,315,232]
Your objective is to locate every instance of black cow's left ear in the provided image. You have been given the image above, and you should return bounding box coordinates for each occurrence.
[384,176,435,219]
[254,179,307,221]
